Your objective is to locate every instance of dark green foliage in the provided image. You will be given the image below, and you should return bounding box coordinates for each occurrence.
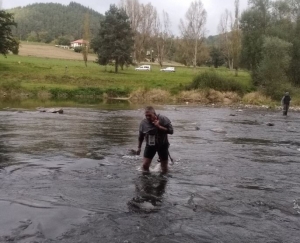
[92,5,134,73]
[209,47,225,68]
[289,16,300,86]
[256,36,292,99]
[187,71,248,94]
[74,47,82,53]
[0,10,19,56]
[8,2,103,43]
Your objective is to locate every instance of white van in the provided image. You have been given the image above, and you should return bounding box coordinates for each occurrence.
[135,65,151,71]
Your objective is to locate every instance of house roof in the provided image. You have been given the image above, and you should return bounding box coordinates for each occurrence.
[71,39,89,44]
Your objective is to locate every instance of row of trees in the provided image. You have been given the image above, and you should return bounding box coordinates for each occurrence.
[240,0,300,98]
[91,0,209,71]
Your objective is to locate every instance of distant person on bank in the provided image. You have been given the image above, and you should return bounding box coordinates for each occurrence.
[137,106,173,174]
[281,92,291,116]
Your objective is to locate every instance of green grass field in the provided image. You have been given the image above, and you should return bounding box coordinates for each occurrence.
[0,54,252,98]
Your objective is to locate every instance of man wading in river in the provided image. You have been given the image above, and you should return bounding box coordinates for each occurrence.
[281,92,291,116]
[137,106,173,174]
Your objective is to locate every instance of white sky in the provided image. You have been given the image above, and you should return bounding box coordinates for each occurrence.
[2,0,249,36]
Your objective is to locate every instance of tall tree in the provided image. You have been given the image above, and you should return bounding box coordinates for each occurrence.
[153,11,171,67]
[257,36,292,98]
[92,4,134,73]
[240,0,271,76]
[179,0,207,68]
[218,9,233,69]
[82,12,90,67]
[0,10,19,56]
[120,0,141,63]
[289,15,300,86]
[232,0,242,76]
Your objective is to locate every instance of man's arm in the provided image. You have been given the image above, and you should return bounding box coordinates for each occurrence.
[137,131,144,155]
[153,116,173,134]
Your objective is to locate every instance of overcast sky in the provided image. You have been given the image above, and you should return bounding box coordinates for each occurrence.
[2,0,249,36]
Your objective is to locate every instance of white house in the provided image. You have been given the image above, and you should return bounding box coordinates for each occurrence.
[70,39,89,48]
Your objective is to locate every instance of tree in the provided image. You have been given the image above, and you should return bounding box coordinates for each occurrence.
[218,0,241,75]
[0,10,19,56]
[209,46,225,68]
[153,11,171,67]
[179,0,207,68]
[92,4,134,73]
[218,9,233,69]
[289,15,300,86]
[82,12,90,67]
[120,0,141,63]
[257,36,292,98]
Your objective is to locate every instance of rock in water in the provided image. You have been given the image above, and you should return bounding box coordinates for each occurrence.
[86,152,105,160]
[37,108,63,114]
[195,126,200,131]
[266,122,274,126]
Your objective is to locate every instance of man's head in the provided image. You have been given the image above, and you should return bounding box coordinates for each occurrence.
[145,106,156,122]
[285,92,289,96]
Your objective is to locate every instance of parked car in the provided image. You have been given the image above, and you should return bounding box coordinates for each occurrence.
[135,65,151,71]
[160,67,175,72]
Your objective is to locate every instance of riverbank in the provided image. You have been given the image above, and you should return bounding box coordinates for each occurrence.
[1,48,300,107]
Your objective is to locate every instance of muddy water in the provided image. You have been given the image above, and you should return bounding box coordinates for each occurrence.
[0,105,300,243]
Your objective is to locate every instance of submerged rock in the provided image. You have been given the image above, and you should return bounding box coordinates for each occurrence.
[266,122,275,126]
[37,107,63,114]
[86,152,105,160]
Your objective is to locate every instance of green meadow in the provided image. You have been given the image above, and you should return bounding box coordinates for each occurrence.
[0,54,252,98]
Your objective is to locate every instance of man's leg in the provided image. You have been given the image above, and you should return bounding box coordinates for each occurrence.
[142,146,155,172]
[158,146,169,174]
[283,104,287,115]
[160,160,168,174]
[142,157,152,172]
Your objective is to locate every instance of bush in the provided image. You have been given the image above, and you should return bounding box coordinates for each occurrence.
[187,71,247,94]
[74,47,82,53]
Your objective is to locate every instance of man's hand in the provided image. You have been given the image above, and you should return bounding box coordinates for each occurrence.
[136,148,141,155]
[152,119,160,127]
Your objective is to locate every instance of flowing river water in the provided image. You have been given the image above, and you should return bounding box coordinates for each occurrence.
[0,102,300,243]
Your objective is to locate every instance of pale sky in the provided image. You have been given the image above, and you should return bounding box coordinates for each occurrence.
[2,0,248,36]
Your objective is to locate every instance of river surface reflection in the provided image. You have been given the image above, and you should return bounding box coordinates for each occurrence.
[0,102,300,242]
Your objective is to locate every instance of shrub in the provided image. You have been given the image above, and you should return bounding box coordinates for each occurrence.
[187,71,247,94]
[74,47,82,53]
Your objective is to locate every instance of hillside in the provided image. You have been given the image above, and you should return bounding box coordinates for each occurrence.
[8,2,103,44]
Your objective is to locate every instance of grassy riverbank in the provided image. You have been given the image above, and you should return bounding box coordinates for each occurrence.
[0,54,251,97]
[1,43,300,106]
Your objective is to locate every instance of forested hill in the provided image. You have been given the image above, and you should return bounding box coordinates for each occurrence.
[8,2,103,44]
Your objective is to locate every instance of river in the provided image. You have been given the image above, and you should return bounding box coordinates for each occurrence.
[0,101,299,243]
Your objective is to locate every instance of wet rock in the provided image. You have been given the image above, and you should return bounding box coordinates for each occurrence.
[37,107,63,114]
[128,149,137,155]
[266,122,275,126]
[229,114,236,116]
[86,152,105,160]
[195,126,200,131]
